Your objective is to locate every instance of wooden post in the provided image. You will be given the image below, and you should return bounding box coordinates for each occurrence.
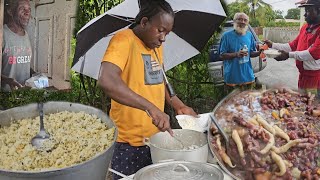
[0,0,4,88]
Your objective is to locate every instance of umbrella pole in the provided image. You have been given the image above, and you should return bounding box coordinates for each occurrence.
[161,68,179,129]
[153,49,176,98]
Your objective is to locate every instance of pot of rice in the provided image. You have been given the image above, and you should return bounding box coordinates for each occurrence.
[143,129,208,163]
[0,101,117,180]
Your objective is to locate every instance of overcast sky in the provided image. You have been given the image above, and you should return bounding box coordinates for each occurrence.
[225,0,300,16]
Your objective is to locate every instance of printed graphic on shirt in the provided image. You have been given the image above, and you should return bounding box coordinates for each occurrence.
[142,54,163,85]
[3,46,32,64]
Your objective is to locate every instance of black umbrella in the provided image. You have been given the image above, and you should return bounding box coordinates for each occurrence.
[72,0,226,79]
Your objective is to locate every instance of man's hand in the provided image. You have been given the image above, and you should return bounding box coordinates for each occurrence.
[9,79,23,90]
[263,40,273,48]
[274,50,289,61]
[176,105,197,116]
[236,50,248,58]
[2,77,23,90]
[147,107,173,136]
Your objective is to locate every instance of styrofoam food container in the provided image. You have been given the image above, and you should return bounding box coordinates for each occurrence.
[176,113,211,132]
[264,49,281,58]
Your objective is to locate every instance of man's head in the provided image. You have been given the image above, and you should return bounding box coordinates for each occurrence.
[299,0,320,24]
[5,0,31,29]
[133,0,175,49]
[233,13,249,35]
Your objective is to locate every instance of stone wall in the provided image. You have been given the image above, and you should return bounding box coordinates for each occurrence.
[263,27,300,43]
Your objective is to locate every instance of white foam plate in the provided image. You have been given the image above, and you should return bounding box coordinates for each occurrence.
[176,113,211,132]
[264,49,281,58]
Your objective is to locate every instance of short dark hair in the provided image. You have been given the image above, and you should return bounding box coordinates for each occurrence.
[131,0,174,27]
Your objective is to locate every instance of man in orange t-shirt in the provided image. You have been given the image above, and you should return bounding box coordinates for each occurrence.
[98,1,197,179]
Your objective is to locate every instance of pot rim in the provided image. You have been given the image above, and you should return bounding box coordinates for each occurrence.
[147,129,208,152]
[148,142,208,152]
[133,161,224,180]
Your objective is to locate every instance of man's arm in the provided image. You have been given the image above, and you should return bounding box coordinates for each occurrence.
[250,51,261,58]
[1,74,23,90]
[98,62,173,134]
[220,52,239,60]
[288,36,320,61]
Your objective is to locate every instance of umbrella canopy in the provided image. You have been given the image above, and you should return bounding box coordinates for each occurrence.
[72,0,226,80]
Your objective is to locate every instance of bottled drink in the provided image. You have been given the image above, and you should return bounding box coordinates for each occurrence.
[242,45,248,56]
[239,44,249,64]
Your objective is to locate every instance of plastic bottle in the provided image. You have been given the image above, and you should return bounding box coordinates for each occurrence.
[239,45,249,64]
[242,45,248,56]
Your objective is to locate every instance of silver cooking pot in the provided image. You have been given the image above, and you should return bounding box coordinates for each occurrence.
[110,160,224,180]
[0,101,118,180]
[135,161,224,180]
[144,129,208,163]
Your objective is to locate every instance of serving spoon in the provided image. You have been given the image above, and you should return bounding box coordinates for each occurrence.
[145,110,185,149]
[31,103,50,150]
[209,114,230,151]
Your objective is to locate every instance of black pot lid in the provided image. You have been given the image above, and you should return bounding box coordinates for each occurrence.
[134,161,224,180]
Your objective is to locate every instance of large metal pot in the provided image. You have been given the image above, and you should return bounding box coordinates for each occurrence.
[134,161,224,180]
[0,101,118,180]
[144,129,208,163]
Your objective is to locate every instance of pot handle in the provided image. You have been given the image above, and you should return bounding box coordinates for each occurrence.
[172,164,190,172]
[143,137,150,147]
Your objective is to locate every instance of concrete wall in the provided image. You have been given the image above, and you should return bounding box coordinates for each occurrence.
[0,0,3,86]
[263,27,299,43]
[300,8,305,28]
[253,27,263,36]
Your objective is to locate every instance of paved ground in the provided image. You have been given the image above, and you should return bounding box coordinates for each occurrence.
[255,58,299,91]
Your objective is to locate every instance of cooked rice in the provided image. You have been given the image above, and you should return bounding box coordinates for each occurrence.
[0,111,115,171]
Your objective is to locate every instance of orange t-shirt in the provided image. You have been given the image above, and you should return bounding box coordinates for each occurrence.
[102,29,165,146]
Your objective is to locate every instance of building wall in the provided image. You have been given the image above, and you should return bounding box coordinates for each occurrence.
[0,0,4,86]
[300,7,305,28]
[263,27,300,43]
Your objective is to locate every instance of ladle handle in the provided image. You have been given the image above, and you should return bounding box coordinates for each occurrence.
[209,114,229,145]
[161,68,176,98]
[166,82,176,98]
[38,103,45,131]
[108,168,133,180]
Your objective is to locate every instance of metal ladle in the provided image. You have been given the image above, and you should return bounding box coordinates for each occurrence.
[145,109,185,149]
[209,114,230,150]
[31,103,50,149]
[171,133,186,149]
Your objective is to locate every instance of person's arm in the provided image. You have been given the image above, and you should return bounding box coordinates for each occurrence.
[220,52,240,60]
[264,40,292,52]
[288,36,320,61]
[250,34,261,58]
[1,74,23,90]
[98,62,173,135]
[250,51,261,58]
